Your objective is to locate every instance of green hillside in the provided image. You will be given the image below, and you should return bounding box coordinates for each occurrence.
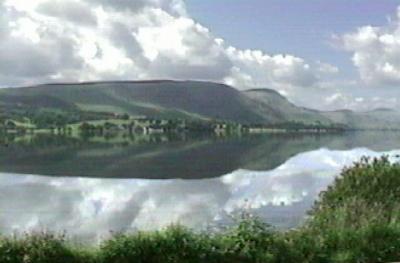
[1,80,400,129]
[244,89,333,125]
[0,81,266,123]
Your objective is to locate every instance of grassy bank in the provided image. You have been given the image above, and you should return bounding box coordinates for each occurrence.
[1,157,399,263]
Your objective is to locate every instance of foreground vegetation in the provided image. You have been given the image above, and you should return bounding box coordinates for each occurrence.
[0,157,399,262]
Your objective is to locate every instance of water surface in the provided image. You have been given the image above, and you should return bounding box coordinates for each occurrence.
[0,131,399,243]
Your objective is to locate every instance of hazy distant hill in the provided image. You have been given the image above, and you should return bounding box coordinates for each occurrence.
[321,108,400,130]
[1,80,400,129]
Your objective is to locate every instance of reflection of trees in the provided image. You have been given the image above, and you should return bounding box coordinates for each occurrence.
[239,134,341,171]
[2,132,400,179]
[0,133,15,146]
[239,132,400,171]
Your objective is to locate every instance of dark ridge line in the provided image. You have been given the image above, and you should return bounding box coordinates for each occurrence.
[325,109,354,113]
[245,88,279,93]
[39,80,180,86]
[6,79,235,89]
[324,108,397,114]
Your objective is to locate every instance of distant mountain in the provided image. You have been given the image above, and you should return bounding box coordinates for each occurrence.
[1,80,400,129]
[244,89,400,129]
[321,108,400,130]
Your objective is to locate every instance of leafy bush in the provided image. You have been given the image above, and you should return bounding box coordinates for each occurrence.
[0,233,93,263]
[304,157,400,262]
[99,226,210,263]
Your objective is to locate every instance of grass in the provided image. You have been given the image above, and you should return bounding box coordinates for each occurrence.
[76,104,129,115]
[0,157,399,262]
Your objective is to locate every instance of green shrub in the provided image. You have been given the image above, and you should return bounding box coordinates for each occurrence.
[0,233,94,263]
[304,157,400,262]
[99,225,219,263]
[218,215,285,263]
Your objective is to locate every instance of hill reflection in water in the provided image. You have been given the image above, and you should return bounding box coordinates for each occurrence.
[1,131,400,179]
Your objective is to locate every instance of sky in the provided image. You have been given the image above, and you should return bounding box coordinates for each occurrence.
[1,0,400,111]
[188,0,399,78]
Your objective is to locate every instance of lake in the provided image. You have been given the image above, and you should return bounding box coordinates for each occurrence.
[1,131,400,243]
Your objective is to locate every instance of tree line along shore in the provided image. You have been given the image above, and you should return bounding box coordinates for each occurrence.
[0,111,347,137]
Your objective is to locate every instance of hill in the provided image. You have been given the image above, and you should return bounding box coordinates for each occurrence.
[243,89,333,125]
[1,80,400,129]
[0,81,269,124]
[321,108,400,130]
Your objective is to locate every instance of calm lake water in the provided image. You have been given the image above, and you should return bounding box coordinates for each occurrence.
[1,131,400,243]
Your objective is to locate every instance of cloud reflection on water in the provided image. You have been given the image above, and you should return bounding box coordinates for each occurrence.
[0,147,399,243]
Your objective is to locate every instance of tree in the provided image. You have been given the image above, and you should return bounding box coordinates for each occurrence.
[120,113,130,120]
[5,120,17,130]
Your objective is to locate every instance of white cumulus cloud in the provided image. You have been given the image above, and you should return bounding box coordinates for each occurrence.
[339,6,400,87]
[0,0,327,94]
